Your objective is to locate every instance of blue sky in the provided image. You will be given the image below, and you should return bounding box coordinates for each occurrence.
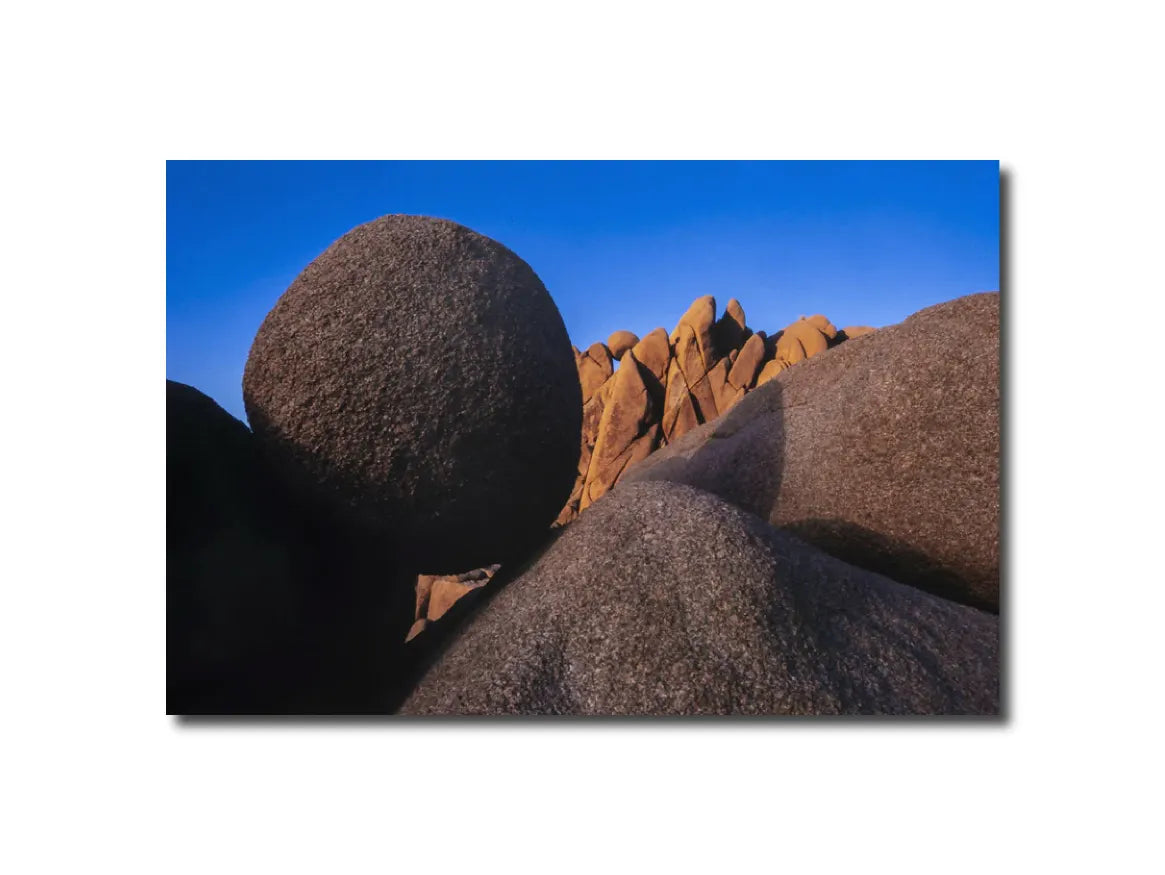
[167,160,999,422]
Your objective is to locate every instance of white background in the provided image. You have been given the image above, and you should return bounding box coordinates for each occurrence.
[2,2,1162,873]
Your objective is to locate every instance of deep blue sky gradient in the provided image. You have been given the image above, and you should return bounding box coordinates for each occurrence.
[167,160,999,421]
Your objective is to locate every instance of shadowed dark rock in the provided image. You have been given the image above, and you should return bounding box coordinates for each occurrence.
[243,214,582,573]
[167,380,308,713]
[168,380,420,715]
[625,292,1000,611]
[401,480,998,716]
[713,297,749,356]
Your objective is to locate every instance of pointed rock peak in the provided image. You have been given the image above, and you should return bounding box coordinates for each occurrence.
[714,297,750,357]
[671,295,717,340]
[630,328,671,382]
[726,298,746,328]
[585,341,612,367]
[640,326,668,345]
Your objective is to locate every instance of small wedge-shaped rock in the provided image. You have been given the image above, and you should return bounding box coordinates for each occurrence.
[727,333,766,390]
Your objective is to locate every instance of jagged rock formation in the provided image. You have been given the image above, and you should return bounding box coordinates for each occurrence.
[626,293,1000,611]
[242,215,581,574]
[555,296,860,525]
[401,481,998,716]
[414,297,877,628]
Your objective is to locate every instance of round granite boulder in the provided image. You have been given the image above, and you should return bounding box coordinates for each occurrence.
[401,480,999,716]
[625,292,1001,611]
[243,215,582,573]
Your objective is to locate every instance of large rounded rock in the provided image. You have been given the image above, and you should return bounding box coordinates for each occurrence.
[243,215,582,573]
[625,293,1000,611]
[401,481,999,716]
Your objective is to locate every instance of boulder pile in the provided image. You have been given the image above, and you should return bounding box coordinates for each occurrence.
[556,296,854,525]
[168,211,999,716]
[171,215,580,713]
[415,296,862,629]
[625,293,1000,611]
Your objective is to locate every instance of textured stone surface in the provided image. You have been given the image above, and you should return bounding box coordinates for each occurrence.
[401,481,999,716]
[243,214,581,573]
[625,293,1000,611]
[606,330,639,360]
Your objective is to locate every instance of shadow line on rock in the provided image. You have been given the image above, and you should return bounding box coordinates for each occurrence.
[778,519,998,614]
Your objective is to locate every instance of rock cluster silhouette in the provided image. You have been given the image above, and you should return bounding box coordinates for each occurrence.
[168,212,999,715]
[555,295,867,525]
